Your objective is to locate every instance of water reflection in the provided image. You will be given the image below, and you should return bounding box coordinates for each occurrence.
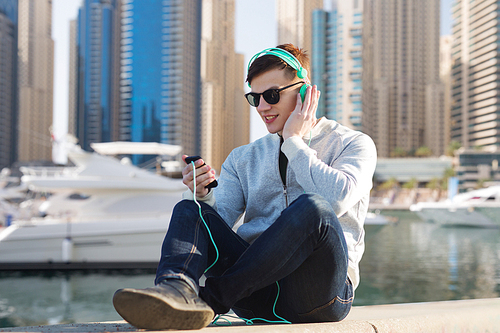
[1,213,500,327]
[0,270,155,328]
[355,211,500,305]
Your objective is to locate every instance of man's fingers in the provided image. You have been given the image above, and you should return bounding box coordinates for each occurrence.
[308,87,319,117]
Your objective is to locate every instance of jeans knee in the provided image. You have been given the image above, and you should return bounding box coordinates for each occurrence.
[173,200,216,223]
[173,200,212,222]
[174,199,198,214]
[293,194,335,219]
[284,194,337,232]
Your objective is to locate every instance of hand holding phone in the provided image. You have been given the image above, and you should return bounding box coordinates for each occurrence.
[184,155,218,189]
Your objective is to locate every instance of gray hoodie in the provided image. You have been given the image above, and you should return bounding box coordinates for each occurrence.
[183,117,377,289]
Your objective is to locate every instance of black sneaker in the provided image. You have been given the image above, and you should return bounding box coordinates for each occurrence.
[113,279,214,330]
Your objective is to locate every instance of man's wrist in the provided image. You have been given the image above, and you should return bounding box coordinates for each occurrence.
[282,133,301,141]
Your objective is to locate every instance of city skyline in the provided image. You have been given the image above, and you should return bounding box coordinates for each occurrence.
[362,0,445,157]
[52,0,278,156]
[17,0,54,162]
[61,0,250,170]
[0,0,18,169]
[450,0,500,151]
[48,0,455,164]
[311,2,364,131]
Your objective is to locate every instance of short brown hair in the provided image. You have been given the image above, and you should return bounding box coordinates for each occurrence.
[246,44,310,86]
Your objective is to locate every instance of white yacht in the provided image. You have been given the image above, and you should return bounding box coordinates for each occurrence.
[0,168,28,226]
[0,142,186,270]
[410,186,500,228]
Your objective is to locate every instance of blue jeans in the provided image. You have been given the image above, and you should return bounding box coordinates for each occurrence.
[155,194,353,323]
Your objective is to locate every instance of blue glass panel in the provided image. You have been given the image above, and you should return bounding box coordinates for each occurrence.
[126,0,164,145]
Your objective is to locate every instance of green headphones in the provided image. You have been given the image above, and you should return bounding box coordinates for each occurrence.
[247,47,311,102]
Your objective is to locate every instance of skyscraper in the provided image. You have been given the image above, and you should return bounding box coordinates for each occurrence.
[0,0,17,170]
[119,0,202,162]
[200,0,249,171]
[451,0,500,151]
[76,0,121,151]
[311,0,363,130]
[68,19,77,138]
[17,0,54,162]
[440,35,453,151]
[276,0,323,53]
[362,0,444,157]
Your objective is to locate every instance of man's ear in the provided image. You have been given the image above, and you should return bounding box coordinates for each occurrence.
[293,91,302,111]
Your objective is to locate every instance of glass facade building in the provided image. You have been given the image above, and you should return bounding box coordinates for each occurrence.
[17,0,54,163]
[0,0,17,23]
[76,0,121,151]
[0,0,17,169]
[276,0,323,55]
[119,0,202,162]
[451,0,500,151]
[362,0,442,157]
[311,1,363,131]
[456,149,500,191]
[312,9,341,122]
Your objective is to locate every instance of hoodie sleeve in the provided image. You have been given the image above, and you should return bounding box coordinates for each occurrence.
[282,133,377,217]
[211,150,247,229]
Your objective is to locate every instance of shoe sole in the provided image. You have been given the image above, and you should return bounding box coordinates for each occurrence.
[113,288,214,330]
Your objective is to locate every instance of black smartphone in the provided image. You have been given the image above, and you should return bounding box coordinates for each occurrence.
[185,155,218,189]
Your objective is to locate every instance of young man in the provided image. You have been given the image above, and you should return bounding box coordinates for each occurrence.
[113,44,377,330]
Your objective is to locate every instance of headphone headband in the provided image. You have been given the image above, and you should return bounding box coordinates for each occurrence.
[247,47,309,85]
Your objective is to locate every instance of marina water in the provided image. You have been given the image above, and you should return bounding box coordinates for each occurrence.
[1,211,499,328]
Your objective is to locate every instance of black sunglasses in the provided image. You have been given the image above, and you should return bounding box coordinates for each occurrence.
[245,81,303,107]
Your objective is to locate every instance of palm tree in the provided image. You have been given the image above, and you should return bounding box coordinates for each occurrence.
[378,177,399,191]
[415,146,432,158]
[446,141,461,156]
[426,177,441,190]
[426,177,442,201]
[390,147,407,158]
[441,167,456,191]
[402,177,418,189]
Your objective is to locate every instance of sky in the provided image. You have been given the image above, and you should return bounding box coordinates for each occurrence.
[51,0,453,146]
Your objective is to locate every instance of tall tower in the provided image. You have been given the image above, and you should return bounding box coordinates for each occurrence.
[76,0,121,151]
[0,0,17,169]
[200,0,249,172]
[17,0,54,162]
[276,0,323,53]
[440,35,453,151]
[451,0,500,151]
[68,19,77,138]
[311,0,363,130]
[362,0,443,157]
[119,0,202,162]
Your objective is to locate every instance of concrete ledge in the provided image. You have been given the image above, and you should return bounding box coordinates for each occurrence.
[1,298,499,332]
[346,298,500,332]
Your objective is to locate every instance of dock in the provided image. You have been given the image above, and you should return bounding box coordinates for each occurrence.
[1,298,499,332]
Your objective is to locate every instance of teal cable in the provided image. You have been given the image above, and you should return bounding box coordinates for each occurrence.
[212,281,291,326]
[190,161,291,326]
[191,161,219,273]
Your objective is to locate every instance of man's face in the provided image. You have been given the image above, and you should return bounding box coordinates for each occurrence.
[249,69,301,135]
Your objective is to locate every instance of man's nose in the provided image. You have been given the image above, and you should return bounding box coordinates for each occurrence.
[256,95,271,111]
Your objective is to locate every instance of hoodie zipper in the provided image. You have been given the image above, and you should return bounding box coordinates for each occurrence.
[283,184,289,207]
[279,136,289,208]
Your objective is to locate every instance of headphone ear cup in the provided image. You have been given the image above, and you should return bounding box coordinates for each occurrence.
[297,68,308,80]
[299,84,310,102]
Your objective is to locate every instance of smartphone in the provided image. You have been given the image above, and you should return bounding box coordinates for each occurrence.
[185,155,218,189]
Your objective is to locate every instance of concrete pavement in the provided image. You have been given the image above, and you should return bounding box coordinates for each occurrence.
[1,298,499,332]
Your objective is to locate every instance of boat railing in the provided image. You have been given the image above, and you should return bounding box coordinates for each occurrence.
[19,166,79,178]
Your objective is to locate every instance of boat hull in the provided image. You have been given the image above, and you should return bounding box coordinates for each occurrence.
[0,217,170,270]
[411,203,500,228]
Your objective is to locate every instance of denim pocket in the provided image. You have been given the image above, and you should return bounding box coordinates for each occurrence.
[296,279,354,322]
